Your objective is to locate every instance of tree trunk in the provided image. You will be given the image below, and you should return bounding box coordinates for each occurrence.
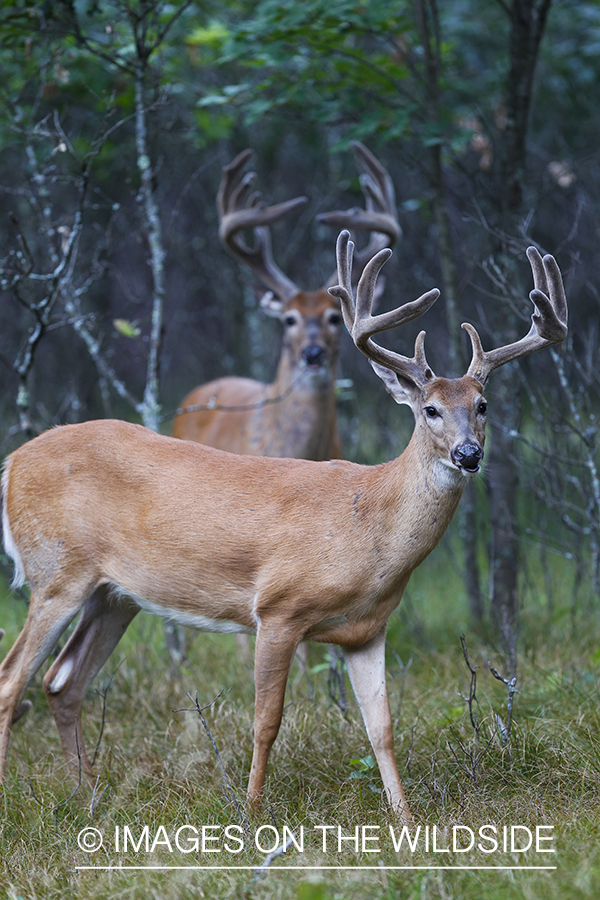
[416,0,484,625]
[488,368,519,676]
[487,0,553,675]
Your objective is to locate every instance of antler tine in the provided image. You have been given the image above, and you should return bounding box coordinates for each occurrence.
[351,141,401,253]
[217,149,309,304]
[328,230,356,333]
[228,171,259,215]
[464,246,568,386]
[414,330,432,374]
[216,148,254,219]
[354,260,439,384]
[319,143,401,286]
[528,246,567,328]
[329,231,439,387]
[352,141,392,192]
[354,245,394,327]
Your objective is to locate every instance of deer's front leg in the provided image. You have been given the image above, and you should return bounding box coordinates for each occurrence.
[247,622,299,808]
[342,625,411,821]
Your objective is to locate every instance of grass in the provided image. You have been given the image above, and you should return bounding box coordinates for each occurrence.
[0,545,599,900]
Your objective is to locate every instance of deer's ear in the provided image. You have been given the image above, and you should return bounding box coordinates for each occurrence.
[258,291,284,317]
[370,361,420,407]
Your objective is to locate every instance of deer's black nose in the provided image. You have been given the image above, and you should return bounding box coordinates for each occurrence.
[302,345,326,367]
[451,443,483,472]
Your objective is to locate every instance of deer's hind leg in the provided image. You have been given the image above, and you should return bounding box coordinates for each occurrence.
[43,585,139,781]
[0,631,32,724]
[0,586,87,781]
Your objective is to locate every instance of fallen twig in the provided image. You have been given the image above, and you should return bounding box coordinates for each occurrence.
[252,833,297,879]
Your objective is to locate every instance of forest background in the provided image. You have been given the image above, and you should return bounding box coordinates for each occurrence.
[0,2,599,899]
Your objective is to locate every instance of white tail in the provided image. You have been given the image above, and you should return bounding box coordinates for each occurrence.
[172,143,400,460]
[0,237,566,819]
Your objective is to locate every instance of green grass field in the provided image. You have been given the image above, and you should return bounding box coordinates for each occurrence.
[0,536,598,900]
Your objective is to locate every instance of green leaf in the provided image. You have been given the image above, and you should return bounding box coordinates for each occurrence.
[297,883,328,900]
[113,319,141,339]
[187,22,229,47]
[350,755,375,771]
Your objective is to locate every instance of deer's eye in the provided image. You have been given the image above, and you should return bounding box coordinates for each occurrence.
[424,406,439,419]
[327,312,342,326]
[478,401,488,416]
[284,314,298,327]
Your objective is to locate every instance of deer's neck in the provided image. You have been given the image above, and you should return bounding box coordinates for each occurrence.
[366,426,467,576]
[257,349,339,460]
[272,346,337,394]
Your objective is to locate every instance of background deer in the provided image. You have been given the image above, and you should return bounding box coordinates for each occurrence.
[172,143,400,459]
[0,234,566,820]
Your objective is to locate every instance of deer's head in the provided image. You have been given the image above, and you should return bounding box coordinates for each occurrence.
[330,231,567,478]
[217,145,400,384]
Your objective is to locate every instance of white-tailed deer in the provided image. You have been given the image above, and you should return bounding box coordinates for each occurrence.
[172,143,400,459]
[0,234,566,820]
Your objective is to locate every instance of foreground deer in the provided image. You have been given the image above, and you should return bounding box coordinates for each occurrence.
[172,143,400,459]
[0,234,566,819]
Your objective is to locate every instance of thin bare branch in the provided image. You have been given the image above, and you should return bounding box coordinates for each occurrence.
[174,690,250,834]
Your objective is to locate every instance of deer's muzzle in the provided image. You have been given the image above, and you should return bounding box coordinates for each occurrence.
[302,345,327,368]
[451,442,484,473]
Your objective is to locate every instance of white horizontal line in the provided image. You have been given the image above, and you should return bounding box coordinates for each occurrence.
[76,865,557,871]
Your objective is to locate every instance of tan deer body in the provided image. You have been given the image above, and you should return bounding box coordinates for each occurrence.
[0,237,567,820]
[4,417,467,644]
